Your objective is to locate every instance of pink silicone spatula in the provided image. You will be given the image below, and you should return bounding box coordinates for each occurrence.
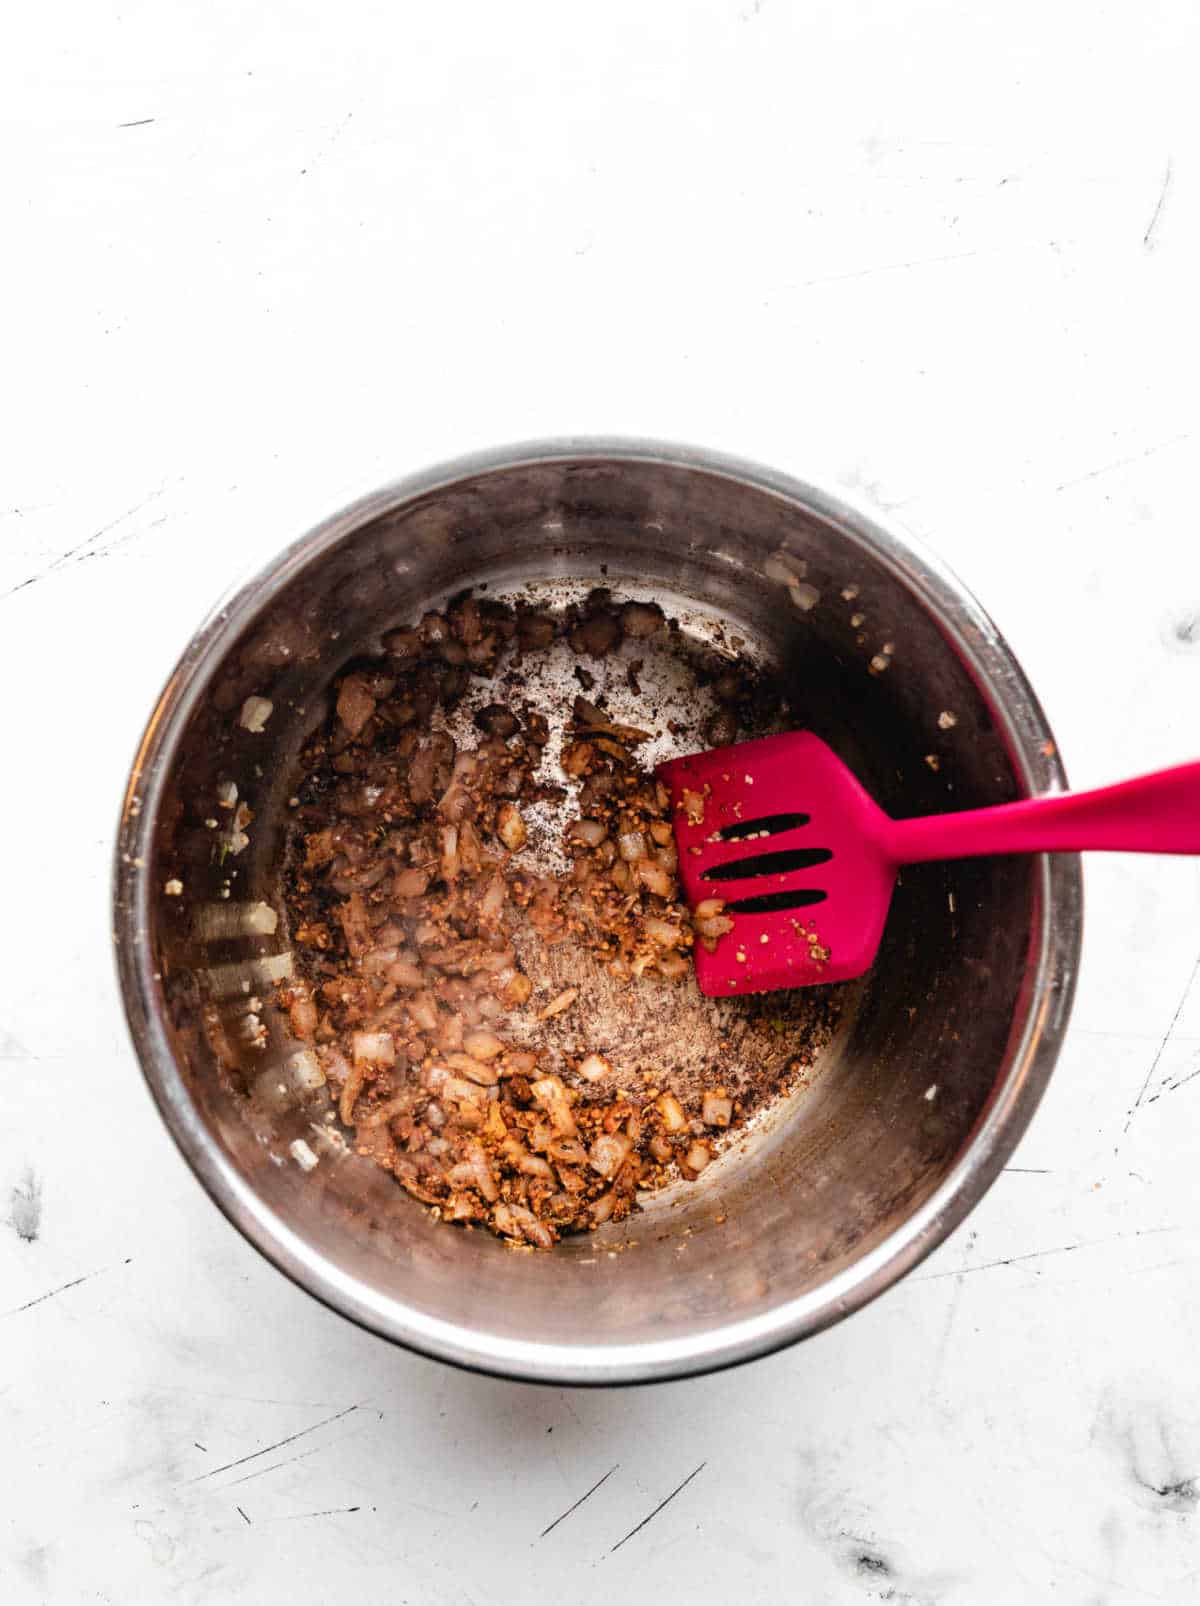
[659,732,1200,997]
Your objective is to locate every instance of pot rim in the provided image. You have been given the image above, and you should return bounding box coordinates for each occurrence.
[113,437,1082,1385]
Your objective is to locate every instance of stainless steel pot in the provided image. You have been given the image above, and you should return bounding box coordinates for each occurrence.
[113,440,1082,1384]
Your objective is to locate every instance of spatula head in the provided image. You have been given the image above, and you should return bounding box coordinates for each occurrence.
[658,731,897,996]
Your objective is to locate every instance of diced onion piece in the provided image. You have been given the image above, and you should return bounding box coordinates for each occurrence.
[387,956,425,989]
[289,983,318,1039]
[447,1141,498,1202]
[423,1065,489,1108]
[701,1091,733,1128]
[193,900,278,941]
[589,1132,633,1179]
[339,1059,367,1125]
[357,1092,412,1128]
[239,696,274,732]
[497,803,527,851]
[548,1137,589,1166]
[657,1092,687,1132]
[500,971,533,1006]
[764,549,807,585]
[644,916,682,949]
[443,1051,500,1087]
[406,992,439,1032]
[494,1202,553,1248]
[530,1076,578,1137]
[681,1140,713,1178]
[635,859,673,897]
[362,944,399,975]
[289,1139,319,1172]
[440,824,460,881]
[287,1048,325,1091]
[538,987,578,1020]
[681,789,705,825]
[617,830,647,862]
[577,1053,611,1083]
[695,895,735,938]
[789,582,820,612]
[464,1029,505,1062]
[352,1031,395,1066]
[568,818,607,848]
[464,1141,499,1202]
[479,874,506,924]
[201,952,293,997]
[588,1191,616,1225]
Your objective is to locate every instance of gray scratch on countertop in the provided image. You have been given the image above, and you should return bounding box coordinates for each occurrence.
[298,109,354,177]
[1118,949,1200,1149]
[236,1506,250,1525]
[9,1167,42,1242]
[5,1257,131,1316]
[1056,433,1192,494]
[1143,157,1173,249]
[0,487,167,602]
[913,1226,1176,1282]
[608,1462,706,1555]
[1004,1167,1050,1174]
[1147,1053,1200,1101]
[221,1414,383,1490]
[798,247,980,289]
[539,1464,619,1538]
[222,1442,340,1489]
[928,1230,975,1398]
[183,1403,360,1485]
[118,117,156,128]
[274,1506,362,1521]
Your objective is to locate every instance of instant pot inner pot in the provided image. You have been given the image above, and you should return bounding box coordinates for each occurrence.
[145,459,1040,1362]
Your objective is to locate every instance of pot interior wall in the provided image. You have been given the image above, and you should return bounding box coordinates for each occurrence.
[142,458,1042,1361]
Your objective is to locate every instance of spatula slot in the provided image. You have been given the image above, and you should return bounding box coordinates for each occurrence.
[717,812,810,842]
[702,846,833,881]
[726,889,828,913]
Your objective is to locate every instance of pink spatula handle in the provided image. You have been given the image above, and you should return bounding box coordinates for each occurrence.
[886,761,1200,866]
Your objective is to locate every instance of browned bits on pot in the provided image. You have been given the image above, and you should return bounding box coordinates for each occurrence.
[569,612,619,658]
[517,610,556,651]
[382,626,422,661]
[620,600,665,639]
[336,675,377,738]
[704,707,738,747]
[475,704,519,738]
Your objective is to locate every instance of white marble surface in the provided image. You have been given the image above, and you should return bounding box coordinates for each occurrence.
[3,2,1200,1600]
